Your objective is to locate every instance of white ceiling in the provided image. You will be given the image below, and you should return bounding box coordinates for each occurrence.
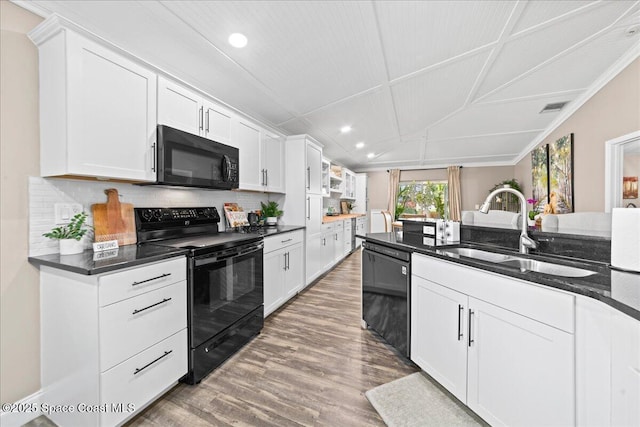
[18,0,640,171]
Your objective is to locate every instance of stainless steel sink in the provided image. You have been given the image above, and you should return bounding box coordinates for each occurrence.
[442,247,515,263]
[442,247,597,278]
[498,258,597,278]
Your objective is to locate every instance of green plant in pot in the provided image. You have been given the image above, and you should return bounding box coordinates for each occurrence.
[260,201,283,226]
[43,212,91,255]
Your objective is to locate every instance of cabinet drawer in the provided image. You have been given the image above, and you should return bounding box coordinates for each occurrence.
[100,281,187,371]
[321,223,335,233]
[263,230,304,254]
[100,329,187,427]
[412,254,575,333]
[335,221,344,230]
[99,257,186,306]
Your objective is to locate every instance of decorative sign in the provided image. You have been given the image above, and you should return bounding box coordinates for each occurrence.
[93,240,119,252]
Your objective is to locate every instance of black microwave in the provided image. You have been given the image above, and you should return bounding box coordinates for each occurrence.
[149,125,239,190]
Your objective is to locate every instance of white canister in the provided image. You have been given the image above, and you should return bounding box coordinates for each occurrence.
[59,238,84,255]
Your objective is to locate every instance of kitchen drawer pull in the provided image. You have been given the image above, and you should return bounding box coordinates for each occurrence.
[151,142,156,172]
[131,273,171,287]
[133,350,172,375]
[281,238,293,243]
[132,297,172,315]
[458,304,464,341]
[468,309,475,347]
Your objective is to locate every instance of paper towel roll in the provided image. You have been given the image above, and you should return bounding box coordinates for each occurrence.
[611,208,640,272]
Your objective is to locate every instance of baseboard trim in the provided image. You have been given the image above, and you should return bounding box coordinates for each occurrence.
[0,389,43,427]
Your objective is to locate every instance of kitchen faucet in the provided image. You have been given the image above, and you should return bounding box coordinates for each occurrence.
[479,186,537,254]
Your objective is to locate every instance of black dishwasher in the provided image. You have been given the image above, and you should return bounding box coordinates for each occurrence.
[362,241,411,357]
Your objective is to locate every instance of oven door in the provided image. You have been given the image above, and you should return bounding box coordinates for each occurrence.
[190,241,263,349]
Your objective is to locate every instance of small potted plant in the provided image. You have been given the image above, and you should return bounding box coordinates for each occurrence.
[43,212,91,255]
[260,201,283,226]
[527,198,538,227]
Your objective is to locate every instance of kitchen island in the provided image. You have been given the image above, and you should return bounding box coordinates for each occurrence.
[358,229,640,426]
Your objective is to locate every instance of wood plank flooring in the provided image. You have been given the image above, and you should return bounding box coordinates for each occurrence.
[127,249,418,426]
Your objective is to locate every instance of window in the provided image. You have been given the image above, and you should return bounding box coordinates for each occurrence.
[396,180,448,219]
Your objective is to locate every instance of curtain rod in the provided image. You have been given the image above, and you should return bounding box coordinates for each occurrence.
[386,166,463,172]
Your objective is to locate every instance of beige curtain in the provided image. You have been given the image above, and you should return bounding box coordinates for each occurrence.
[388,169,400,219]
[448,166,462,221]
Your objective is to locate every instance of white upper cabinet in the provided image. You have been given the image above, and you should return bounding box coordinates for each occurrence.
[306,142,323,195]
[30,21,157,182]
[342,168,356,200]
[203,102,234,146]
[236,119,285,193]
[262,131,285,194]
[237,119,263,191]
[157,76,236,147]
[157,77,202,136]
[158,76,284,193]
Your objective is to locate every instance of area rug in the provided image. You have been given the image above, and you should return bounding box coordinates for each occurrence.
[365,372,483,427]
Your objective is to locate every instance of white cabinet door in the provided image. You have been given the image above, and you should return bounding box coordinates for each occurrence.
[611,311,640,427]
[306,195,323,236]
[284,242,304,299]
[157,77,202,136]
[321,231,335,270]
[306,234,323,285]
[305,142,323,195]
[411,276,468,402]
[203,102,234,146]
[467,297,574,427]
[264,249,285,317]
[50,32,156,181]
[333,225,345,263]
[263,132,285,194]
[237,120,263,191]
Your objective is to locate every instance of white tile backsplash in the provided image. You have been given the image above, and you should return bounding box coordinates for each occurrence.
[29,177,272,256]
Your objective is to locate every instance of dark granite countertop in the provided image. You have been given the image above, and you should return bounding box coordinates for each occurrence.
[29,225,306,275]
[29,245,188,275]
[358,232,640,321]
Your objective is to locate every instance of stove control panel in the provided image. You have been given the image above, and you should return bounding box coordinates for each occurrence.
[136,207,221,224]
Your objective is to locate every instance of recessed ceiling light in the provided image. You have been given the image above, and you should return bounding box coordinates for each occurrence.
[228,33,248,48]
[340,125,352,134]
[367,153,375,159]
[356,142,365,149]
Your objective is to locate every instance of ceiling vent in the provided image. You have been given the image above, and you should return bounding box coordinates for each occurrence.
[540,102,569,113]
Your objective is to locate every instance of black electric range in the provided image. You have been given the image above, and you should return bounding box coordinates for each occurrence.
[135,207,264,384]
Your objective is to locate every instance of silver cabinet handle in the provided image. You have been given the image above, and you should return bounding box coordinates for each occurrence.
[151,142,156,172]
[205,109,210,133]
[131,273,171,287]
[265,169,268,187]
[132,297,172,315]
[468,309,475,347]
[199,106,204,131]
[307,167,311,190]
[307,197,311,220]
[283,253,287,271]
[281,238,293,243]
[458,304,464,341]
[134,350,172,375]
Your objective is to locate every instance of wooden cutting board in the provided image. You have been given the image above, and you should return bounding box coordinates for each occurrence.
[91,188,136,245]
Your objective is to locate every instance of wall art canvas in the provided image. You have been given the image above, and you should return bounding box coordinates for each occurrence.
[623,176,638,199]
[531,144,549,214]
[548,133,574,213]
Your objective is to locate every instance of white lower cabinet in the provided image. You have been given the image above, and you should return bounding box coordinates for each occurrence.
[411,254,575,426]
[263,230,304,317]
[321,223,336,270]
[306,233,324,285]
[40,257,187,427]
[611,310,640,427]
